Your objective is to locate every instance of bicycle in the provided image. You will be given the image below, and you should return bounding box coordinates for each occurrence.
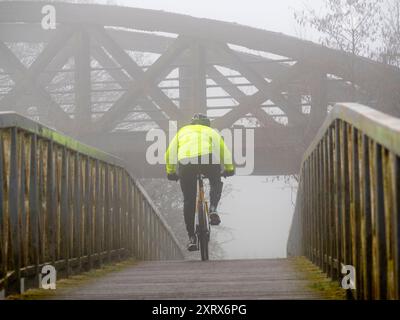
[195,172,210,261]
[172,166,231,261]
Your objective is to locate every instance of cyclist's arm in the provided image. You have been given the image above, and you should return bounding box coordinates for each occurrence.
[220,139,234,172]
[211,129,234,172]
[165,132,179,174]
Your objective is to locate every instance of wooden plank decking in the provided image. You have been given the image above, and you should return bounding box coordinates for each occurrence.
[46,259,341,300]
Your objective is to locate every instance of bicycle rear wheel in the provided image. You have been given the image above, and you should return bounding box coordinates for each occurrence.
[198,202,209,261]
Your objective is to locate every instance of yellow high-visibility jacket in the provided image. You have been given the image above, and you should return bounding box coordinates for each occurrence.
[165,124,235,174]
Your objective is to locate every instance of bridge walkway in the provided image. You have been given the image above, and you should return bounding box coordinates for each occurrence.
[40,258,341,300]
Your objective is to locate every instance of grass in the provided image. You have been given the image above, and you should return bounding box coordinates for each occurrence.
[291,256,347,300]
[6,258,138,300]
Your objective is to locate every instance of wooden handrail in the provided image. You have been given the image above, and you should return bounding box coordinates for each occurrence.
[0,112,184,296]
[288,103,400,300]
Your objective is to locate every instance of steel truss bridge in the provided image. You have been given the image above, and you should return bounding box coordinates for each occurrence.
[1,1,399,176]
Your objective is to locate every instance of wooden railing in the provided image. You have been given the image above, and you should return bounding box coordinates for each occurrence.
[0,112,183,296]
[288,103,400,300]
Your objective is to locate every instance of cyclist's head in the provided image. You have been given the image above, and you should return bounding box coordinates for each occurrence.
[191,113,210,127]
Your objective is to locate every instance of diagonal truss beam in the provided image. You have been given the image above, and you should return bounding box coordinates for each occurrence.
[36,45,74,93]
[90,27,188,129]
[206,65,281,129]
[210,43,304,127]
[92,46,169,131]
[0,27,75,126]
[0,27,74,104]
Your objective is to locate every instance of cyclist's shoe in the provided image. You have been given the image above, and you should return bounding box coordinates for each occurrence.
[187,235,198,251]
[209,207,221,226]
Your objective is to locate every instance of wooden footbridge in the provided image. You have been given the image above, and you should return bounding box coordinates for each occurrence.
[0,2,399,300]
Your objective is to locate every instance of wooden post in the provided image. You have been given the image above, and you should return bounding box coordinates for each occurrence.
[104,162,110,264]
[393,155,400,299]
[52,146,58,262]
[84,156,93,270]
[341,123,351,267]
[60,147,70,277]
[352,128,362,298]
[0,132,6,283]
[20,135,27,270]
[9,128,21,293]
[374,143,387,299]
[362,135,373,299]
[333,121,342,280]
[29,134,40,285]
[133,186,139,258]
[74,152,82,271]
[94,159,101,267]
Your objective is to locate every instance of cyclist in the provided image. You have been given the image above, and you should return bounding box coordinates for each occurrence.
[165,113,235,251]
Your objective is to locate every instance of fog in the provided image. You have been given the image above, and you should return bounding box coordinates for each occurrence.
[118,0,308,37]
[216,176,297,259]
[3,0,321,260]
[114,0,309,259]
[107,0,312,259]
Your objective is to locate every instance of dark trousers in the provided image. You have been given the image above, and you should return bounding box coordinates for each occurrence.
[178,158,223,238]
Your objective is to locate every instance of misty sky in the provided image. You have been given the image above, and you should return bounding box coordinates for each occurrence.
[117,0,312,37]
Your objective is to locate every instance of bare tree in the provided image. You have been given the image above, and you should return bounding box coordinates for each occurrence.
[380,0,400,66]
[264,175,299,207]
[294,0,383,58]
[294,0,386,103]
